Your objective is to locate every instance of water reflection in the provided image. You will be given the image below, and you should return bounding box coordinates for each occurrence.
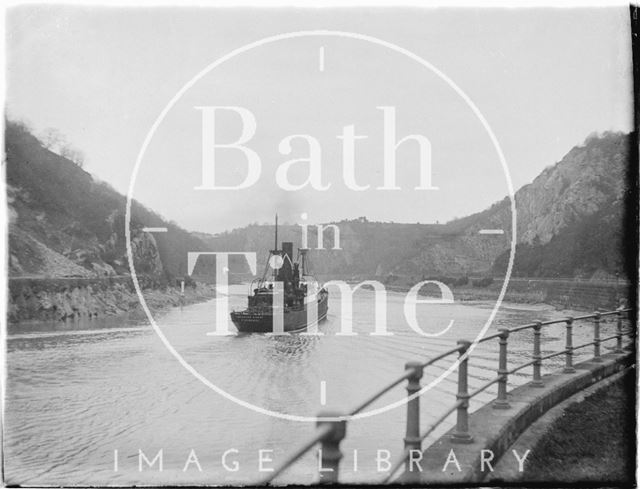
[7,313,142,335]
[263,333,322,360]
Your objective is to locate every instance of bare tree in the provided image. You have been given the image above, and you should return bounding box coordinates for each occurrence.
[60,145,85,168]
[39,127,85,167]
[40,128,65,152]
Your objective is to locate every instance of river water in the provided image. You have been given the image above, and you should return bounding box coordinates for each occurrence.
[4,284,618,485]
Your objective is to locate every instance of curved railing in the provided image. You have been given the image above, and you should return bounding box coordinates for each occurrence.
[260,307,633,485]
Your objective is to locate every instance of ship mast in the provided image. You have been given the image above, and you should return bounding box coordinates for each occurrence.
[272,213,278,281]
[274,213,278,252]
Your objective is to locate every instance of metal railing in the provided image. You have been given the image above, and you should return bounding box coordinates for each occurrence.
[260,307,633,485]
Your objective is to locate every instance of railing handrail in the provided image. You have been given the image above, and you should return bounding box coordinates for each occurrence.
[498,276,630,284]
[382,307,633,481]
[261,307,633,484]
[262,422,333,482]
[348,369,414,416]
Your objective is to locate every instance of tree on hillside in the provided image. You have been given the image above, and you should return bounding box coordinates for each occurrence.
[59,146,85,168]
[40,128,65,151]
[39,127,85,167]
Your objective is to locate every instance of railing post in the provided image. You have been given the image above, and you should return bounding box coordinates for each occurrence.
[451,340,473,443]
[532,321,544,387]
[403,361,423,481]
[494,328,511,409]
[593,311,602,362]
[623,309,635,352]
[316,411,346,484]
[403,361,423,453]
[563,317,575,373]
[614,309,624,353]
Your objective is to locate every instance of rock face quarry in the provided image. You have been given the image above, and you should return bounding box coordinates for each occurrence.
[489,132,632,278]
[489,132,628,246]
[5,121,214,281]
[7,182,165,279]
[410,132,631,279]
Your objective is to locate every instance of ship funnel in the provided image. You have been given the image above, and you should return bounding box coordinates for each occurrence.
[282,242,293,260]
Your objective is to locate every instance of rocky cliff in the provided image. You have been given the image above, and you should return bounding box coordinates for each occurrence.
[476,131,629,245]
[489,132,634,278]
[6,121,213,281]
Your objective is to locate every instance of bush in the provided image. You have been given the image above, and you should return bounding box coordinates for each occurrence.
[425,275,469,287]
[471,277,494,287]
[455,276,469,286]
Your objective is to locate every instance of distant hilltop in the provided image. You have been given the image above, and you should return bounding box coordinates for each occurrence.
[203,132,637,280]
[200,132,635,281]
[6,119,635,282]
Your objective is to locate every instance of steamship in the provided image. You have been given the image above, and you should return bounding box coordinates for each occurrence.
[230,216,329,333]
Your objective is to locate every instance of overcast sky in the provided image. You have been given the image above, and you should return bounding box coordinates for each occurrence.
[6,6,633,234]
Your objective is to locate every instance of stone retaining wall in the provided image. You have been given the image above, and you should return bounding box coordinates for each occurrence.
[506,278,629,310]
[7,276,209,322]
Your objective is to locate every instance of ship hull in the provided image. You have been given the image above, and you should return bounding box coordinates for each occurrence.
[231,292,328,333]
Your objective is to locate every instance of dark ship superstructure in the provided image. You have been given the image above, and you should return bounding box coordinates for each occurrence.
[230,216,329,333]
